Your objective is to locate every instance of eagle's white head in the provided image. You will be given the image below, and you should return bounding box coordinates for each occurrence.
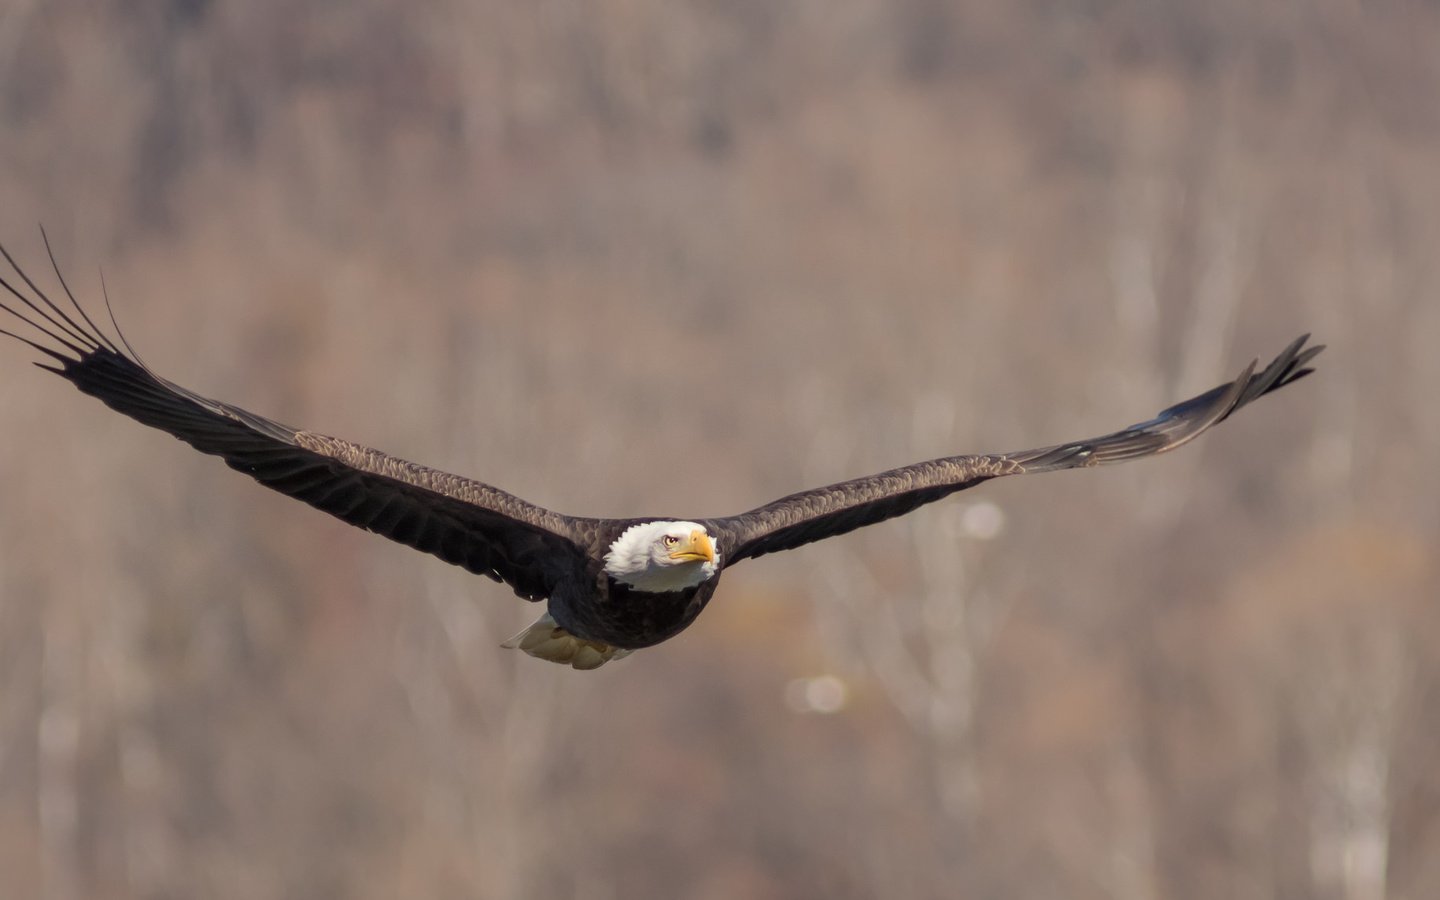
[603,520,720,593]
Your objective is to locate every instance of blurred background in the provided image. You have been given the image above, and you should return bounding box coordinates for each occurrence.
[1,2,1437,898]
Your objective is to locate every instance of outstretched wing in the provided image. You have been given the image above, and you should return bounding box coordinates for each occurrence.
[708,335,1322,565]
[0,239,593,602]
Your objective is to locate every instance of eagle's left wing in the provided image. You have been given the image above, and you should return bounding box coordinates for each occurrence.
[707,335,1321,566]
[0,240,595,603]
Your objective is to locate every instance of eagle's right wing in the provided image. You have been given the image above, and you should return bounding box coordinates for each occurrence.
[708,335,1321,566]
[1,241,591,602]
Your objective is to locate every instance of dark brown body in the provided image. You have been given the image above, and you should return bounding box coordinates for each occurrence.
[552,539,724,648]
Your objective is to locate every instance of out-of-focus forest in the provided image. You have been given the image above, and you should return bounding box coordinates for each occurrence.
[0,2,1436,898]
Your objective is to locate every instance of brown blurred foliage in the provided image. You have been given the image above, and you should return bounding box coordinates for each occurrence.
[1,2,1437,898]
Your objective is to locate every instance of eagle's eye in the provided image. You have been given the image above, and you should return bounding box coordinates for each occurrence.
[662,535,679,547]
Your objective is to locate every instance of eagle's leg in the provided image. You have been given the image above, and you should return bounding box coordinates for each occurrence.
[500,612,633,670]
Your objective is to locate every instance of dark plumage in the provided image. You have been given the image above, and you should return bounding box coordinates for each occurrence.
[0,239,1322,668]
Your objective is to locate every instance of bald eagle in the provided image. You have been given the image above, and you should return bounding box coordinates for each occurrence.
[0,241,1321,669]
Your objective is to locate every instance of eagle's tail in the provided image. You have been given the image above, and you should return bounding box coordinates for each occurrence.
[501,612,634,670]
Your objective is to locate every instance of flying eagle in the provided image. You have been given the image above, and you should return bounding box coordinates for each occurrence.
[0,241,1321,669]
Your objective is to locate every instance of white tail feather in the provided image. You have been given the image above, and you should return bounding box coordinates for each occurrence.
[501,613,634,670]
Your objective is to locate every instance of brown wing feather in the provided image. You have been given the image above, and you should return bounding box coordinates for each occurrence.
[709,335,1321,565]
[1,242,592,602]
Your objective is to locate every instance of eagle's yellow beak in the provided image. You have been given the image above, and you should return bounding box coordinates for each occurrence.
[668,529,716,564]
